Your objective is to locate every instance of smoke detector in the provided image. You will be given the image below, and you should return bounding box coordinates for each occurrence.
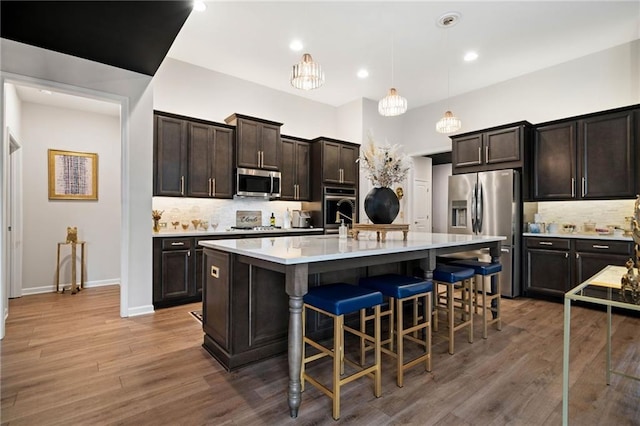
[437,12,461,28]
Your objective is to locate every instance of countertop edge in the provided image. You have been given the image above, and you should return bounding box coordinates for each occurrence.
[522,232,633,241]
[152,228,324,238]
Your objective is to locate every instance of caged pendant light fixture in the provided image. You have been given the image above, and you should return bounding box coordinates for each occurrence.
[435,12,462,134]
[378,36,407,117]
[290,53,325,90]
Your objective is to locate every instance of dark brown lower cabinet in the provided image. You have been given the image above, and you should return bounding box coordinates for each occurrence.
[524,237,633,297]
[153,230,324,309]
[201,247,406,371]
[153,237,201,309]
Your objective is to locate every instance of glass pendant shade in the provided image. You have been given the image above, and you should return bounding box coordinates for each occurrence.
[378,88,408,117]
[436,110,462,134]
[290,53,325,90]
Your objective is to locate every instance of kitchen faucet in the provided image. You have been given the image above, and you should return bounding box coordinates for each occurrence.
[335,198,357,225]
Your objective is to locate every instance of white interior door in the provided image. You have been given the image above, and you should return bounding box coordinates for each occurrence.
[411,178,431,232]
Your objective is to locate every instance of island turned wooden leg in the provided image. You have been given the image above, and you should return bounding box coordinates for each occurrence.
[285,263,309,418]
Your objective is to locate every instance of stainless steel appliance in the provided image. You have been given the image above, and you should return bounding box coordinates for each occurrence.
[236,167,281,199]
[292,210,311,228]
[448,169,521,297]
[323,186,357,234]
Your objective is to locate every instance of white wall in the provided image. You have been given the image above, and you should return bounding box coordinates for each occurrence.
[402,40,640,156]
[1,38,154,320]
[4,84,21,141]
[154,58,341,140]
[432,163,452,233]
[20,102,121,293]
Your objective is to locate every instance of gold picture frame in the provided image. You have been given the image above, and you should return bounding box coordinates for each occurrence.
[48,149,98,200]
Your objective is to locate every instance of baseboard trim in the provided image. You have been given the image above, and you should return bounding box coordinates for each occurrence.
[127,305,154,317]
[20,279,121,296]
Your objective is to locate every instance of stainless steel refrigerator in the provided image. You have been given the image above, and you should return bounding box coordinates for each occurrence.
[447,169,521,297]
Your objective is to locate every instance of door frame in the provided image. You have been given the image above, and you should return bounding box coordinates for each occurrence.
[1,74,129,339]
[7,128,22,298]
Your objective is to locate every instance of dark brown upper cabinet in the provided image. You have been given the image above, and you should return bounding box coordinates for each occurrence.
[187,122,234,198]
[225,113,282,171]
[280,136,310,201]
[451,122,531,174]
[154,111,234,198]
[312,138,359,186]
[533,107,637,200]
[154,114,188,196]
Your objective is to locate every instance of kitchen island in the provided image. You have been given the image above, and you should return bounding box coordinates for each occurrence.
[199,232,505,418]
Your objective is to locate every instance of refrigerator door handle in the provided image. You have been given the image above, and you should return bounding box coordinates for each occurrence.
[470,182,477,233]
[477,183,484,233]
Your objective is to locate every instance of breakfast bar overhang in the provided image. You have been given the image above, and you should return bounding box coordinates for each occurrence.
[199,232,506,418]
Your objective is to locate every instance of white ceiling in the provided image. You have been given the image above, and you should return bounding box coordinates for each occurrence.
[167,0,640,110]
[12,1,639,115]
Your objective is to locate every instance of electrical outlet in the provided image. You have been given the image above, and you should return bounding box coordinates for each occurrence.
[160,222,167,228]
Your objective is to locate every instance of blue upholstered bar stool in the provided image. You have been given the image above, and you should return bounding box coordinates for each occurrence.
[358,274,433,387]
[433,264,476,354]
[302,283,383,420]
[450,259,502,339]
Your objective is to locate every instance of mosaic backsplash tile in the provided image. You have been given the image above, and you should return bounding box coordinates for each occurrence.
[525,199,636,231]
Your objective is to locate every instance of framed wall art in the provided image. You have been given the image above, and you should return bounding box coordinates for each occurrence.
[48,149,98,200]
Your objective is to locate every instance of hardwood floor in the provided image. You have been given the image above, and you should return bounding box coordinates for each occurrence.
[1,285,639,425]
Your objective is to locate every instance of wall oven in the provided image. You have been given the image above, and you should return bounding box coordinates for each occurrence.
[323,186,357,233]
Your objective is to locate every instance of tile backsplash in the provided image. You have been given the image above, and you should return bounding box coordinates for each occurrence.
[152,197,303,231]
[524,199,636,230]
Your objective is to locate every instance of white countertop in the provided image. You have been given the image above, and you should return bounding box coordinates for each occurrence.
[522,232,632,241]
[152,227,323,238]
[199,233,506,265]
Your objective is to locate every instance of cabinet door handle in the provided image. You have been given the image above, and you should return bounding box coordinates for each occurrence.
[581,177,586,197]
[592,245,609,249]
[565,252,569,258]
[539,242,553,246]
[211,265,219,278]
[478,146,482,163]
[571,178,575,198]
[208,178,212,197]
[257,151,261,168]
[485,145,489,163]
[171,242,185,246]
[576,253,580,259]
[187,251,191,257]
[180,176,185,196]
[212,178,216,197]
[261,151,264,168]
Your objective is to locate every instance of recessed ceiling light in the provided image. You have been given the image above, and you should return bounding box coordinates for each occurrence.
[357,69,369,79]
[193,1,206,12]
[464,51,478,62]
[437,12,461,28]
[40,89,52,95]
[289,40,303,52]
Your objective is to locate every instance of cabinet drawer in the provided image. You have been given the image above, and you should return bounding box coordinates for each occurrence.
[161,238,192,250]
[574,239,632,255]
[525,237,571,250]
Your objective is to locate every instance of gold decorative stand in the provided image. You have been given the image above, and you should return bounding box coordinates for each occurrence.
[351,223,409,242]
[56,241,86,294]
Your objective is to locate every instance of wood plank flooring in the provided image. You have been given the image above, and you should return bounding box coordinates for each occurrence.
[1,285,639,425]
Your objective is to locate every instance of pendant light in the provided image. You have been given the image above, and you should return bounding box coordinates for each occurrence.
[290,53,325,91]
[435,13,462,134]
[379,36,407,117]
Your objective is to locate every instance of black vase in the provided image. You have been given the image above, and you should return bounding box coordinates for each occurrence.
[364,187,399,224]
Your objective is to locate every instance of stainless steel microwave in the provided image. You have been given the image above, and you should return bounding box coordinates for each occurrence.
[236,167,281,199]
